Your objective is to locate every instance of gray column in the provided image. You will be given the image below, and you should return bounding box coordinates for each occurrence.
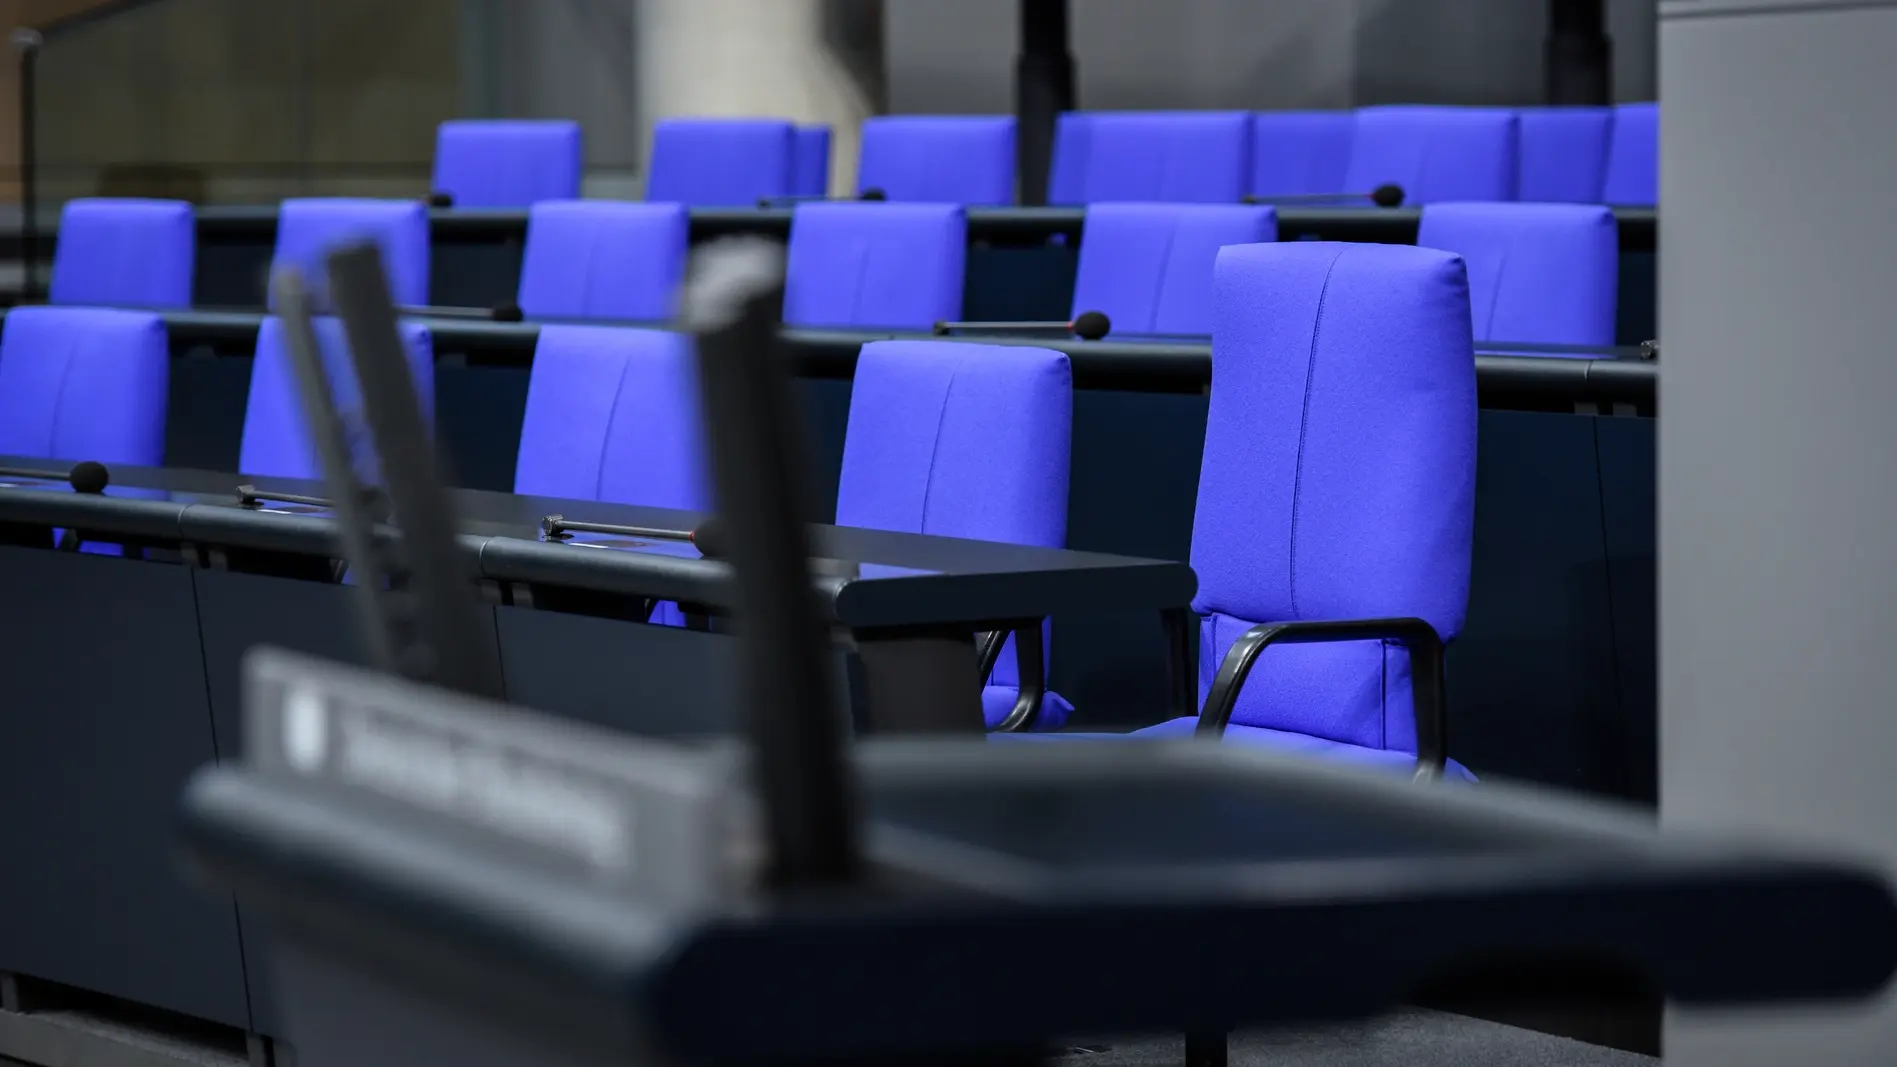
[1660,0,1897,1062]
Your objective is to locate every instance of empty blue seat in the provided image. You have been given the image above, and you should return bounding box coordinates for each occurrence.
[783,203,966,330]
[272,199,430,309]
[1602,102,1658,206]
[1417,202,1618,349]
[645,118,797,206]
[856,115,1016,205]
[49,199,195,309]
[1515,107,1613,203]
[515,201,689,321]
[1047,111,1252,204]
[432,120,583,208]
[0,307,168,466]
[514,325,708,509]
[794,125,832,197]
[1346,106,1519,204]
[1249,111,1355,199]
[1069,204,1277,336]
[238,316,434,480]
[837,340,1074,730]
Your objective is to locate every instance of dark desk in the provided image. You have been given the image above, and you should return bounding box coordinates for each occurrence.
[0,462,1192,1037]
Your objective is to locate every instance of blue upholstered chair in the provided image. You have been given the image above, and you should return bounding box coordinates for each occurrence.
[515,201,689,321]
[856,115,1016,204]
[1069,204,1277,337]
[272,199,430,309]
[1417,202,1618,350]
[1249,111,1355,200]
[1047,111,1253,204]
[837,340,1074,731]
[1345,106,1519,204]
[1515,107,1613,203]
[48,199,195,309]
[238,316,434,481]
[514,325,708,509]
[1602,102,1658,206]
[783,203,966,330]
[794,125,833,197]
[0,307,168,466]
[432,120,583,208]
[645,118,797,206]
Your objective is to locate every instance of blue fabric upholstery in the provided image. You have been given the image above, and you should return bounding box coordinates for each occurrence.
[1125,242,1476,773]
[1515,107,1613,203]
[49,199,195,309]
[238,316,434,481]
[645,118,797,206]
[856,115,1016,205]
[515,201,688,321]
[1417,202,1618,350]
[1345,106,1519,204]
[432,120,583,208]
[836,340,1074,730]
[1250,111,1355,199]
[794,125,833,197]
[514,325,708,510]
[1069,204,1277,336]
[272,199,430,309]
[1046,111,1252,204]
[0,307,168,466]
[1602,102,1658,206]
[783,203,966,330]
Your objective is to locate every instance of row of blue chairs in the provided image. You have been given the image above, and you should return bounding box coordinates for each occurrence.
[0,241,1476,774]
[54,197,1621,349]
[422,104,1658,210]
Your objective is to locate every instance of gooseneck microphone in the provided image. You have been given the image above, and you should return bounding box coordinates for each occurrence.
[933,309,1112,341]
[540,513,728,558]
[0,459,109,494]
[1243,183,1404,208]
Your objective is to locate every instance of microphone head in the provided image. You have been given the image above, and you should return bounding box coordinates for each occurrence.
[491,301,524,323]
[859,187,887,201]
[690,516,727,559]
[426,191,454,209]
[1370,183,1404,208]
[68,460,108,495]
[1071,310,1111,341]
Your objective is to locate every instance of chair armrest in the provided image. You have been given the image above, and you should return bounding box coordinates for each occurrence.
[975,618,1048,733]
[1196,617,1448,782]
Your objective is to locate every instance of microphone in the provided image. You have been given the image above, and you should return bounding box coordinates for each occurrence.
[0,459,109,494]
[1244,183,1404,208]
[540,513,727,558]
[426,191,454,208]
[755,188,890,208]
[932,309,1112,341]
[397,302,524,323]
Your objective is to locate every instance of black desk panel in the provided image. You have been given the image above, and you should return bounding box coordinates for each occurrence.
[0,548,251,1029]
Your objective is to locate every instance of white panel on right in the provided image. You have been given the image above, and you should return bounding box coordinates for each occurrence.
[1662,0,1897,1062]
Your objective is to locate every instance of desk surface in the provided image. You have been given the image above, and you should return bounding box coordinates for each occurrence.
[0,460,1196,629]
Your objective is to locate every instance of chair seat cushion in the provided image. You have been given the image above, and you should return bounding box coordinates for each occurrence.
[998,716,1476,781]
[983,685,1074,732]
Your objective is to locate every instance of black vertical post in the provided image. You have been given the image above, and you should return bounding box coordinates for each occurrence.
[1545,0,1611,105]
[14,29,41,302]
[1016,0,1073,206]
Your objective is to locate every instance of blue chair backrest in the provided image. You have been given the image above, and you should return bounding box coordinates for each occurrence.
[856,115,1016,205]
[1191,242,1475,751]
[272,199,430,309]
[645,118,796,206]
[1047,111,1252,204]
[783,203,966,330]
[1515,107,1613,203]
[1417,202,1618,349]
[794,125,832,197]
[432,120,583,208]
[49,199,195,309]
[0,307,169,465]
[516,201,689,321]
[1070,204,1277,336]
[238,316,434,481]
[837,340,1071,707]
[514,325,708,509]
[1345,106,1519,204]
[1602,102,1658,206]
[1250,111,1355,199]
